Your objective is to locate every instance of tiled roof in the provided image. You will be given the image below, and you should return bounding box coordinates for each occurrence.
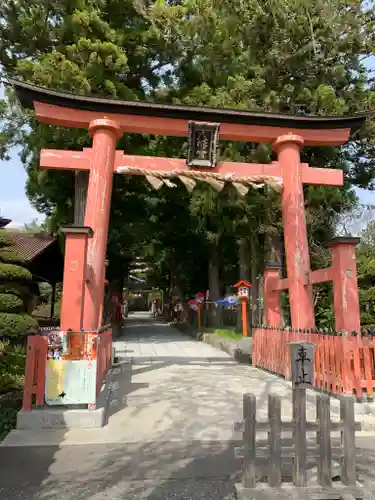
[7,232,56,262]
[0,217,11,228]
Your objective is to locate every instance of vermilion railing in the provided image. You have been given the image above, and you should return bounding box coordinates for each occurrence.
[96,325,112,396]
[22,335,48,411]
[252,327,375,400]
[22,325,112,411]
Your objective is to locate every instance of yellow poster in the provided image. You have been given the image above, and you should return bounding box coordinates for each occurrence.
[46,360,65,400]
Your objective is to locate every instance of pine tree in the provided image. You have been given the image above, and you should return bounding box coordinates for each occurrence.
[0,231,38,337]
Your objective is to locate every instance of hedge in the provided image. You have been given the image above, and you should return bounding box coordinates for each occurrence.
[0,248,24,263]
[0,313,38,337]
[0,263,32,282]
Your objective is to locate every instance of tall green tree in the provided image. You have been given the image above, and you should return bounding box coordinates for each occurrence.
[0,0,374,316]
[357,221,375,327]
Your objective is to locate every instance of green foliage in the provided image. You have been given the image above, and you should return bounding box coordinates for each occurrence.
[0,342,25,439]
[0,263,32,281]
[0,283,34,298]
[0,231,37,336]
[0,232,13,248]
[0,0,374,317]
[357,222,375,326]
[0,313,38,337]
[0,341,26,393]
[0,247,24,263]
[0,294,24,313]
[0,408,18,441]
[207,328,243,341]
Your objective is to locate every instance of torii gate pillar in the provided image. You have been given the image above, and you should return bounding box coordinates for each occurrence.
[83,119,121,330]
[273,134,315,329]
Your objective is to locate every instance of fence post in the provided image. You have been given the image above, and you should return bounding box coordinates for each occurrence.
[292,388,307,486]
[243,393,256,488]
[288,341,315,487]
[268,393,282,486]
[22,336,36,411]
[340,395,357,486]
[317,393,332,486]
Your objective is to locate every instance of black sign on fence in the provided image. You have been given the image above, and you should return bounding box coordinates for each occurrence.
[288,341,315,389]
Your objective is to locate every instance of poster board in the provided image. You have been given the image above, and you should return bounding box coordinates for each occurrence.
[45,330,97,406]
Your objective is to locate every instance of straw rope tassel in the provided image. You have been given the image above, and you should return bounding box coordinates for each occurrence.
[116,166,282,191]
[178,176,197,193]
[232,182,249,196]
[146,175,164,190]
[163,179,177,188]
[205,178,225,192]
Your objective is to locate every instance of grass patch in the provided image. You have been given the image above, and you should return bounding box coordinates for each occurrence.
[204,328,244,341]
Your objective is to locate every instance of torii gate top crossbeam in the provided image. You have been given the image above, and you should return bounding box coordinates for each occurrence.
[9,79,369,146]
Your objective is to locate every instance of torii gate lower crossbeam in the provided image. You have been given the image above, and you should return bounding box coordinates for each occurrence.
[41,129,344,332]
[264,237,361,333]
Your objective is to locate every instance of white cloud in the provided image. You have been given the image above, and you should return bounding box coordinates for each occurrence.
[0,198,45,227]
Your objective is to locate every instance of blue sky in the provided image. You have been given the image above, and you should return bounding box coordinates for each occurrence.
[0,84,44,227]
[0,76,374,229]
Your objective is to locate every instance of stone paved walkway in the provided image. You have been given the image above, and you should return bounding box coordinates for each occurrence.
[1,312,375,499]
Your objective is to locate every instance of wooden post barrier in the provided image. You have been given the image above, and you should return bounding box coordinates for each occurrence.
[235,342,364,499]
[234,392,363,500]
[235,341,364,500]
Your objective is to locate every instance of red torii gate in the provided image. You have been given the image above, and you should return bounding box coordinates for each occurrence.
[11,80,367,333]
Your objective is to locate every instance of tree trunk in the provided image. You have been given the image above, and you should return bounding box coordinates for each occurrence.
[208,244,221,328]
[74,171,89,225]
[50,282,56,319]
[265,233,285,326]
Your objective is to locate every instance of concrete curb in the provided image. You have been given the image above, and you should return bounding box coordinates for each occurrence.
[175,322,375,431]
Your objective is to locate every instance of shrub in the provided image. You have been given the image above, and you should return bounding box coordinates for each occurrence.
[360,312,375,326]
[0,231,37,337]
[0,341,26,394]
[0,408,18,441]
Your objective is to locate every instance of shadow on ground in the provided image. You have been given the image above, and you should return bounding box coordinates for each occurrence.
[1,437,375,499]
[1,314,375,499]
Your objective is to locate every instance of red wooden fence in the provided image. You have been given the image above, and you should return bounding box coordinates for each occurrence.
[96,326,112,396]
[253,327,375,400]
[22,325,112,411]
[23,335,48,411]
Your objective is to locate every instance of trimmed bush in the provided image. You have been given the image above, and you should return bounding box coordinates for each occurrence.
[0,283,34,298]
[0,263,32,281]
[0,294,24,313]
[0,341,26,394]
[0,313,38,337]
[0,408,18,441]
[0,248,23,263]
[0,231,37,337]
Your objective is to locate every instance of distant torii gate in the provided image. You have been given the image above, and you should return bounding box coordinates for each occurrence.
[11,80,367,333]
